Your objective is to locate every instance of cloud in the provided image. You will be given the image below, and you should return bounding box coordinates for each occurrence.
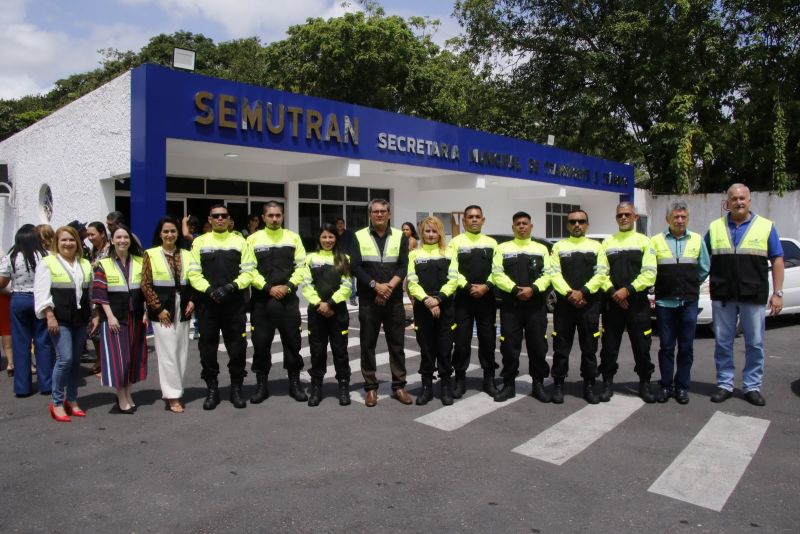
[0,75,43,100]
[145,0,358,40]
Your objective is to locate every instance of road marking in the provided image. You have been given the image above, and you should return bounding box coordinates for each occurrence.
[414,376,547,431]
[371,363,481,401]
[349,350,420,402]
[647,411,770,511]
[511,394,644,465]
[297,339,367,382]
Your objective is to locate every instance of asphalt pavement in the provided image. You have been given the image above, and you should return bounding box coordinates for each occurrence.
[1,310,798,533]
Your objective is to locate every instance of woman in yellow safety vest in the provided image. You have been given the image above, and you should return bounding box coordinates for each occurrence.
[33,226,92,422]
[92,224,148,414]
[141,216,195,413]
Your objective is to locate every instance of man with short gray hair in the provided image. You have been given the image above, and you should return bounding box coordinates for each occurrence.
[650,201,709,404]
[705,183,784,406]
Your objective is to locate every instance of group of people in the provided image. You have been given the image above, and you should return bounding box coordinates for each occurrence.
[0,182,782,421]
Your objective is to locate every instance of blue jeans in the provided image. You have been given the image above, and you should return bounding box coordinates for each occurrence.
[656,301,698,390]
[10,292,53,395]
[50,325,86,406]
[712,300,765,393]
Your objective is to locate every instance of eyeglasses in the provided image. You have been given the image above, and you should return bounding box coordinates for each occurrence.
[210,213,230,219]
[616,213,634,220]
[371,210,388,215]
[567,219,587,225]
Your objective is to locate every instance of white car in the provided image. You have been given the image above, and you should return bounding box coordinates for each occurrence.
[696,237,800,325]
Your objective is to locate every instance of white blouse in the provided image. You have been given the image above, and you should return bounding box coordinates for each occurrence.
[34,254,87,319]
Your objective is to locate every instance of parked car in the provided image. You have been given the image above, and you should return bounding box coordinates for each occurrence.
[488,234,556,312]
[695,237,800,326]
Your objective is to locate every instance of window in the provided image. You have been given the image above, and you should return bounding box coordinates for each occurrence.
[546,202,581,239]
[321,185,344,201]
[299,184,319,199]
[207,179,247,196]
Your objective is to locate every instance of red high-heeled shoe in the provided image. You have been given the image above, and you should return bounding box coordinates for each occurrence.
[63,400,86,417]
[49,403,71,422]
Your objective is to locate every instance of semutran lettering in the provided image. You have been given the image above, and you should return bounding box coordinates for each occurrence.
[194,92,359,146]
[376,132,460,160]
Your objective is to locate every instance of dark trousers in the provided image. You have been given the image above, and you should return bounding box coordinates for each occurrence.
[10,292,53,395]
[499,299,549,383]
[250,294,303,376]
[551,296,601,381]
[359,299,406,391]
[599,294,654,381]
[656,301,698,390]
[196,297,247,383]
[452,292,497,376]
[307,303,351,381]
[413,300,455,379]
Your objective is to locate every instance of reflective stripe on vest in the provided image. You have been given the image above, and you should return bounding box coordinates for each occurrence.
[43,255,91,288]
[145,247,189,287]
[708,215,771,257]
[355,227,402,264]
[98,256,143,292]
[651,232,702,264]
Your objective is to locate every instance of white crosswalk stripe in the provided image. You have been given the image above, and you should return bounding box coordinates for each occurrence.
[647,411,770,511]
[348,350,421,402]
[511,394,644,465]
[369,363,481,401]
[414,376,549,431]
[297,339,369,382]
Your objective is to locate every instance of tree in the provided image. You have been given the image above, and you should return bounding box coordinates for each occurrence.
[455,0,799,193]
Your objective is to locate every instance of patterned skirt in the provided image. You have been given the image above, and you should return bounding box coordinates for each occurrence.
[99,315,148,388]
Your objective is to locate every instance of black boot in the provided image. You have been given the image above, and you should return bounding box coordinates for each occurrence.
[416,377,434,406]
[308,379,322,407]
[639,379,656,403]
[531,381,551,403]
[494,382,516,402]
[453,375,466,399]
[230,383,246,409]
[338,379,351,406]
[583,380,599,404]
[598,379,614,402]
[482,371,498,397]
[203,379,220,410]
[440,377,454,406]
[551,379,564,404]
[289,373,308,402]
[250,374,270,404]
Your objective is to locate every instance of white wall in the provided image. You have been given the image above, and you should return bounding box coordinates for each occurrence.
[391,177,622,239]
[0,71,131,250]
[642,189,800,240]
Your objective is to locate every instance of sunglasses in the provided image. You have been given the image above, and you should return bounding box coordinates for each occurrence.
[210,213,230,219]
[616,213,634,219]
[567,219,587,225]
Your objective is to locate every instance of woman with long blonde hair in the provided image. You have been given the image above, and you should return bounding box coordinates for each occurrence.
[406,216,458,405]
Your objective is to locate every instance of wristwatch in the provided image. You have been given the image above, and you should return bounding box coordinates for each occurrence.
[369,280,377,289]
[773,290,784,297]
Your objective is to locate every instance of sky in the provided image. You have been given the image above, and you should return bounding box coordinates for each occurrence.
[0,0,462,100]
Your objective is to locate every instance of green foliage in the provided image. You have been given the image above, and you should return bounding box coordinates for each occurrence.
[455,0,800,193]
[2,1,797,196]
